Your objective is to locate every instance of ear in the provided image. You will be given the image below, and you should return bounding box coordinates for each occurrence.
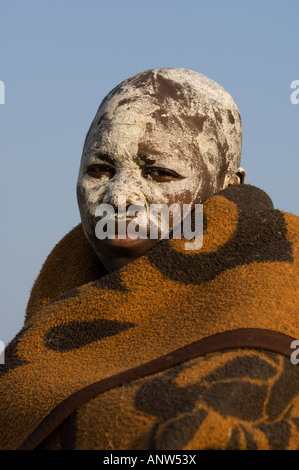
[228,167,246,186]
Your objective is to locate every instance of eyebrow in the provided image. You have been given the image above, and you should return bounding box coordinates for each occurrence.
[93,151,116,166]
[91,150,189,176]
[93,150,157,167]
[137,154,156,165]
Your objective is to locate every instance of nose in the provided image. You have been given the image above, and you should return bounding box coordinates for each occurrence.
[100,174,147,210]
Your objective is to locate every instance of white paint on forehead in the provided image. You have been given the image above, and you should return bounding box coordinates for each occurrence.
[82,117,193,179]
[88,110,150,164]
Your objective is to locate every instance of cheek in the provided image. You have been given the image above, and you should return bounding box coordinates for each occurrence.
[77,177,107,207]
[159,177,202,207]
[77,177,108,233]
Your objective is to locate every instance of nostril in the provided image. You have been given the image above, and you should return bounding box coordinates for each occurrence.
[100,192,148,214]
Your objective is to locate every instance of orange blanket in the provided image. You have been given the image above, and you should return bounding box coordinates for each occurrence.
[0,184,299,450]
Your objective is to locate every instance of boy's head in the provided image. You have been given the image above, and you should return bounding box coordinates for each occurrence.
[77,68,245,272]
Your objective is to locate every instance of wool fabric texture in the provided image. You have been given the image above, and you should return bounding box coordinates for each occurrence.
[0,184,299,450]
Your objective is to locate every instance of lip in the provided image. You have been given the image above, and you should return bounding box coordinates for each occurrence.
[98,233,150,248]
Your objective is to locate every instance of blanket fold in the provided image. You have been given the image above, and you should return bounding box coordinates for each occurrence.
[1,184,299,450]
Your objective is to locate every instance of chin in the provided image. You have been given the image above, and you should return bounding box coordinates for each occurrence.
[92,237,160,272]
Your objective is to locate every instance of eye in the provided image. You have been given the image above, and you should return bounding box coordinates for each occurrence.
[144,167,184,182]
[86,164,115,179]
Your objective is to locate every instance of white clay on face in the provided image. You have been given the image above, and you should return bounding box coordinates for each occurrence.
[78,133,200,238]
[77,68,242,240]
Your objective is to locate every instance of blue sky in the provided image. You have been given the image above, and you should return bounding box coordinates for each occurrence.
[0,0,298,343]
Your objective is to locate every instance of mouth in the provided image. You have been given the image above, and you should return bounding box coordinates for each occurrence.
[94,215,151,248]
[101,232,148,247]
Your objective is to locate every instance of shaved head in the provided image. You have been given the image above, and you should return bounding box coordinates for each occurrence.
[83,68,243,193]
[77,68,245,271]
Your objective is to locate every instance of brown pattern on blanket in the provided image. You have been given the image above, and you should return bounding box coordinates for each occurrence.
[38,350,299,450]
[0,184,299,450]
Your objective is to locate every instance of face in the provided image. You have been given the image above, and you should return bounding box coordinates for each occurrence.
[77,116,216,272]
[77,69,243,272]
